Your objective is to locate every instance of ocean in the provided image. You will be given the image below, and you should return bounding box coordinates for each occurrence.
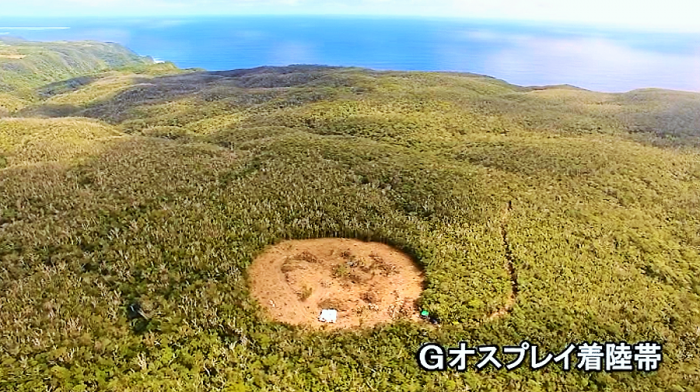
[1,16,699,93]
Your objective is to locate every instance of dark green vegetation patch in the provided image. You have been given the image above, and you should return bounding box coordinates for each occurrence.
[1,45,700,391]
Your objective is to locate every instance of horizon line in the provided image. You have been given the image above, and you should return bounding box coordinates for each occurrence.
[1,15,699,34]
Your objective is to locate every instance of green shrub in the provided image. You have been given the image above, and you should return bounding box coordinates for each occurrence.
[1,57,700,391]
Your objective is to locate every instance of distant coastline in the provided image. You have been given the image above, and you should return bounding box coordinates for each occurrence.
[1,17,699,92]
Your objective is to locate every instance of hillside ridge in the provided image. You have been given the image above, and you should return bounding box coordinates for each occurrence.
[0,36,154,93]
[1,38,699,391]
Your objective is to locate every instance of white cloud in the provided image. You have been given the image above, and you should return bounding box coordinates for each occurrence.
[269,41,316,65]
[457,30,533,44]
[0,27,70,30]
[145,19,189,29]
[482,37,700,92]
[4,0,700,33]
[443,0,700,32]
[233,30,267,39]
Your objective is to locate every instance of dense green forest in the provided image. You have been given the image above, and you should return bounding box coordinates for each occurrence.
[1,40,700,391]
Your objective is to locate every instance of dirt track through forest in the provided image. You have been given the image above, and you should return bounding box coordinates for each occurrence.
[488,200,518,320]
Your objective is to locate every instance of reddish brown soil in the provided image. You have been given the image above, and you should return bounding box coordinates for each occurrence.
[248,238,425,329]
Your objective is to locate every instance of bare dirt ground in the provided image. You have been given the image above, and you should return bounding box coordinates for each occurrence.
[248,238,425,329]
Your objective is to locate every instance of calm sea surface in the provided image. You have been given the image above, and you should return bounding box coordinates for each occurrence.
[2,16,699,93]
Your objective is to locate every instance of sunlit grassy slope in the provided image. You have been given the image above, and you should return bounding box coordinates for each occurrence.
[0,117,123,168]
[1,61,700,391]
[0,37,155,93]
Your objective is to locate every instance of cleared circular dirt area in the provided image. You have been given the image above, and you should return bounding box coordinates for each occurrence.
[248,238,425,329]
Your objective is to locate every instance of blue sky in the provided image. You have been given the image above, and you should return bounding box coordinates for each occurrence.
[2,0,700,33]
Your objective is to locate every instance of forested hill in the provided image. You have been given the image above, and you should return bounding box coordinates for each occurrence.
[0,36,153,92]
[1,40,700,391]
